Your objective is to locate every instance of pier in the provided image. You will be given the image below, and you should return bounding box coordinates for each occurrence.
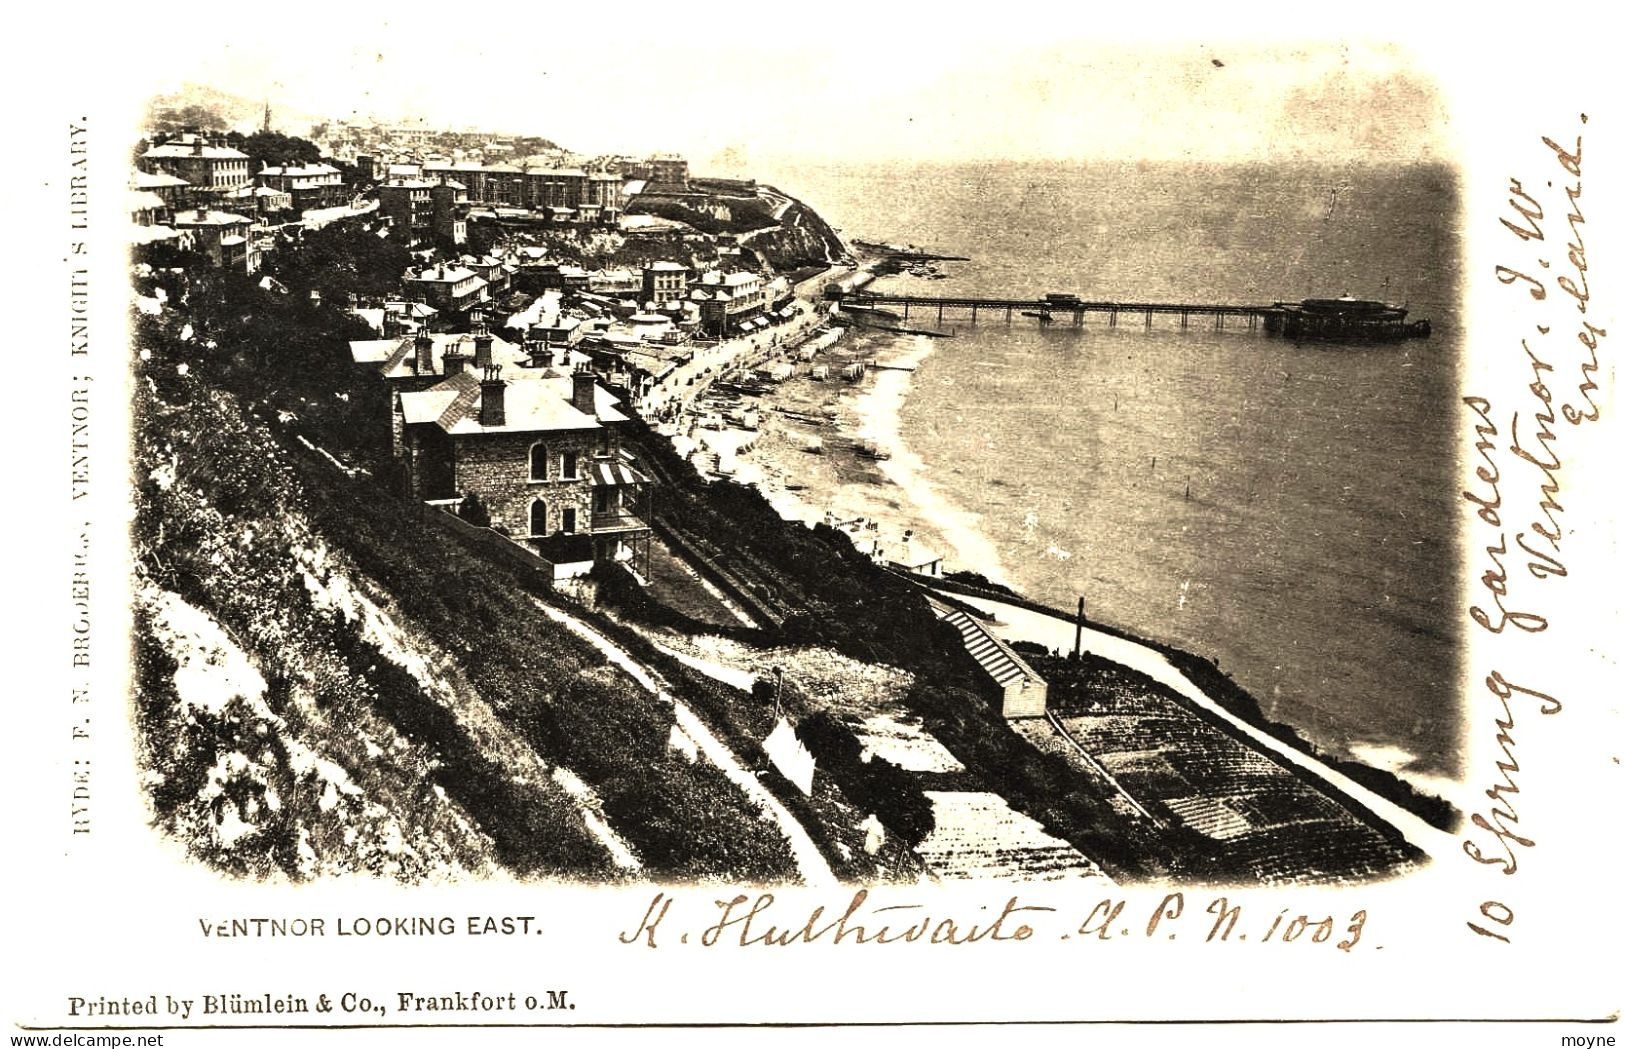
[831,291,1431,340]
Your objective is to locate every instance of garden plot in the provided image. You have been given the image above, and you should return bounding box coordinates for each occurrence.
[853,713,964,774]
[914,791,1110,883]
[672,633,917,712]
[655,632,966,775]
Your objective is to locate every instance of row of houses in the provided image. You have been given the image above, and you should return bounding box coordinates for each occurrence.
[133,134,361,271]
[138,134,350,212]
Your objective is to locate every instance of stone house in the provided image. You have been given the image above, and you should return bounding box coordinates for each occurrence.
[641,261,688,305]
[256,162,347,211]
[356,324,654,575]
[403,262,487,313]
[171,207,259,273]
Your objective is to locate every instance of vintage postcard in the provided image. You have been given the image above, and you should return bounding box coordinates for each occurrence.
[8,2,1619,1045]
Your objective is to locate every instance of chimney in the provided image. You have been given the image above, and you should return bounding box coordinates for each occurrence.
[572,364,596,415]
[414,330,434,373]
[193,137,204,155]
[479,365,506,426]
[473,325,494,370]
[442,347,468,376]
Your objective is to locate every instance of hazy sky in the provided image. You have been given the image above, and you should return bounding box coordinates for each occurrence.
[109,5,1452,168]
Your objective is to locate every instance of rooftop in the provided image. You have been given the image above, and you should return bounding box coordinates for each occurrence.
[259,163,342,177]
[350,329,518,377]
[144,138,249,161]
[398,367,629,436]
[131,170,190,190]
[407,265,482,285]
[172,208,252,227]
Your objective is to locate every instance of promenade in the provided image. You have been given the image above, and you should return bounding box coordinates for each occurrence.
[640,268,845,433]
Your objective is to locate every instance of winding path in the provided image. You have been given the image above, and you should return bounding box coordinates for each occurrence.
[533,600,838,887]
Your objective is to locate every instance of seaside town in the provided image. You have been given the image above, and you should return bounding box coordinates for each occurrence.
[128,96,1459,888]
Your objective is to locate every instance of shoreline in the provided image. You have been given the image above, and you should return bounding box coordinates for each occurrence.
[848,334,1015,585]
[667,284,1012,592]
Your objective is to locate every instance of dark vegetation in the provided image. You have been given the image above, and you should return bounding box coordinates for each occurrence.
[136,224,407,469]
[262,221,416,302]
[945,570,1019,597]
[796,712,934,848]
[594,559,761,643]
[457,492,490,527]
[626,412,964,676]
[224,130,324,169]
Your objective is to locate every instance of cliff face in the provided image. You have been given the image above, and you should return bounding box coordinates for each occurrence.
[623,182,848,274]
[744,191,849,273]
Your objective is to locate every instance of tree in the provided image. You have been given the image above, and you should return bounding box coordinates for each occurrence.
[228,130,323,171]
[459,492,491,527]
[147,104,228,134]
[262,222,413,301]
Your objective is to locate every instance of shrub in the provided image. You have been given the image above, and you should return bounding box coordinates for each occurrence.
[797,711,934,848]
[459,492,491,527]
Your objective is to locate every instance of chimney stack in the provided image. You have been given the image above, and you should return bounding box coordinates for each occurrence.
[479,365,506,427]
[527,325,554,368]
[414,330,434,374]
[470,312,493,370]
[571,364,596,415]
[443,347,468,376]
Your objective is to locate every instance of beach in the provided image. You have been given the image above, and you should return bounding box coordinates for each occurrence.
[653,278,1002,590]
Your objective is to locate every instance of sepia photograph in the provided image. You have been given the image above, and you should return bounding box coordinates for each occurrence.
[10,2,1619,1043]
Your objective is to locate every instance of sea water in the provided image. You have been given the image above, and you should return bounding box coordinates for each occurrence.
[761,158,1464,782]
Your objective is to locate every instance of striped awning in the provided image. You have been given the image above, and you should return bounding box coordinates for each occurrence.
[590,460,653,486]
